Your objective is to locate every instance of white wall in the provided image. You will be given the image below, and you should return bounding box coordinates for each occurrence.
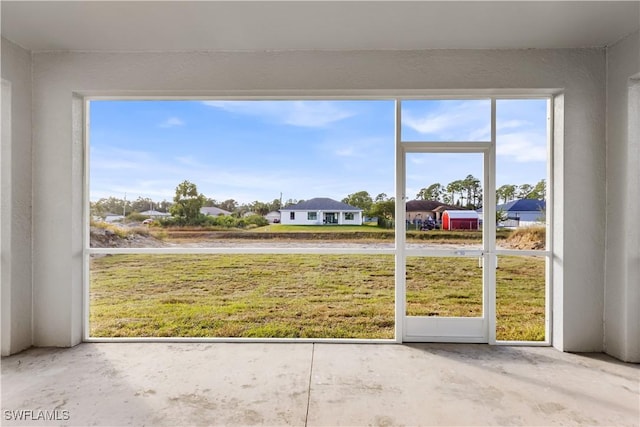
[29,48,607,352]
[342,212,361,225]
[1,38,33,355]
[280,211,321,225]
[605,30,640,362]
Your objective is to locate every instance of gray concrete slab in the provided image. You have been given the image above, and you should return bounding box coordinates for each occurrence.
[1,343,638,427]
[1,343,313,426]
[308,344,640,426]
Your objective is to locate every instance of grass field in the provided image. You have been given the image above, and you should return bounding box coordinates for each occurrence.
[90,254,545,341]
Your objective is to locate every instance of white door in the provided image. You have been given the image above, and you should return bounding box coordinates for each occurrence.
[399,150,493,342]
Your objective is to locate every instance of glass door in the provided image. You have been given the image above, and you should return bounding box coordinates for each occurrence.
[396,99,496,342]
[400,151,490,342]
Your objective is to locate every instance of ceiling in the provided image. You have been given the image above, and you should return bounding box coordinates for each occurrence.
[2,1,639,52]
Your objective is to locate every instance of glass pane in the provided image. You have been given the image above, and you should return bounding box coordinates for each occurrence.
[496,255,546,341]
[405,152,483,248]
[89,99,395,250]
[406,257,483,317]
[494,99,548,250]
[401,99,491,142]
[90,254,394,339]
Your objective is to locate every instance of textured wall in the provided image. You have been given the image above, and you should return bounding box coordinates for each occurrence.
[30,48,606,351]
[605,30,640,362]
[1,38,33,355]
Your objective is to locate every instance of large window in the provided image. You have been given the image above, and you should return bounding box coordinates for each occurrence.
[87,99,396,340]
[86,96,551,344]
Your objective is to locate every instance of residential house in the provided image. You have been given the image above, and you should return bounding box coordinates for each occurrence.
[478,199,545,227]
[200,206,232,217]
[406,200,463,226]
[280,198,363,225]
[139,209,171,219]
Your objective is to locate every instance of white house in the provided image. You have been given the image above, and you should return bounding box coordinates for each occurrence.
[498,199,546,227]
[280,198,363,225]
[478,199,546,227]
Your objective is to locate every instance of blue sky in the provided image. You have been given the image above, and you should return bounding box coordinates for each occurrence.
[89,99,548,204]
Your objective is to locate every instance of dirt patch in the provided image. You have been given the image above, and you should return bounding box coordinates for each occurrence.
[503,226,546,250]
[90,226,166,248]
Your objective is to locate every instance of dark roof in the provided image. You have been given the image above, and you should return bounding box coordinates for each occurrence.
[497,199,546,212]
[280,197,361,212]
[406,200,464,212]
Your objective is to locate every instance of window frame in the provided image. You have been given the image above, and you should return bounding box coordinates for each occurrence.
[83,92,554,345]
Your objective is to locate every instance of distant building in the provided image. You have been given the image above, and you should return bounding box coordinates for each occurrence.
[139,209,171,219]
[200,206,232,216]
[442,210,479,230]
[280,198,363,225]
[478,199,545,227]
[406,200,463,225]
[103,213,124,223]
[265,211,281,223]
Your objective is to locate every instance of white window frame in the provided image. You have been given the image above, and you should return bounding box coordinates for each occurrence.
[83,92,554,345]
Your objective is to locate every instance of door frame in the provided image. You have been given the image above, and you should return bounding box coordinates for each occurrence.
[394,99,497,343]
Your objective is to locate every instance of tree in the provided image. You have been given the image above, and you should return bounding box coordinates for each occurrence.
[342,191,373,215]
[375,193,388,203]
[446,180,464,206]
[130,196,154,213]
[170,180,206,223]
[218,199,238,213]
[269,198,282,212]
[203,198,218,207]
[157,199,173,213]
[517,184,534,199]
[527,179,546,200]
[284,198,302,207]
[251,201,270,216]
[496,209,508,226]
[416,183,444,202]
[461,175,482,208]
[496,184,517,204]
[370,195,395,219]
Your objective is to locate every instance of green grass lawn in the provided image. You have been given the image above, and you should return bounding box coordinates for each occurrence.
[254,224,387,233]
[90,254,545,341]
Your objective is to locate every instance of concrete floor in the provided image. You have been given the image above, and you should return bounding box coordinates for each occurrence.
[1,343,638,427]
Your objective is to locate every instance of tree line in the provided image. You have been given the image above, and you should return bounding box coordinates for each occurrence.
[92,177,545,225]
[415,177,546,209]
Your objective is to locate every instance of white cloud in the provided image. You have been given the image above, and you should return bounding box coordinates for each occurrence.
[335,147,355,157]
[90,146,154,170]
[402,100,491,141]
[159,117,185,128]
[202,100,354,128]
[496,132,547,162]
[498,119,530,130]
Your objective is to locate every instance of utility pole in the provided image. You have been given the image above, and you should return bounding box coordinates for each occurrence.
[123,193,127,217]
